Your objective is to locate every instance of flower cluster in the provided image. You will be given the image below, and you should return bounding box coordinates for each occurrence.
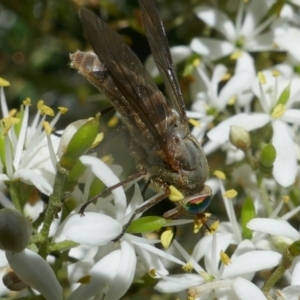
[0,0,300,300]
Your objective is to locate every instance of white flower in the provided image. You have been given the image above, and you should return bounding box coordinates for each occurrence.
[275,27,300,63]
[188,62,255,146]
[207,70,300,187]
[190,0,277,61]
[0,86,61,196]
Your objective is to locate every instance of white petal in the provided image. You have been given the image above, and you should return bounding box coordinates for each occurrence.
[275,27,300,61]
[207,113,270,143]
[79,155,126,220]
[104,240,136,300]
[131,240,184,265]
[67,259,94,283]
[231,240,255,260]
[145,46,192,77]
[124,183,143,218]
[282,109,300,125]
[6,249,63,300]
[194,6,236,41]
[190,38,234,61]
[192,233,233,263]
[221,251,281,278]
[0,174,9,182]
[218,71,253,109]
[204,233,233,274]
[0,250,7,268]
[282,285,300,300]
[272,120,297,187]
[13,168,53,195]
[291,260,300,285]
[63,213,122,245]
[245,32,275,51]
[247,218,299,240]
[66,249,121,300]
[13,104,29,170]
[240,0,273,35]
[233,277,267,300]
[155,274,204,293]
[235,52,255,76]
[135,245,168,277]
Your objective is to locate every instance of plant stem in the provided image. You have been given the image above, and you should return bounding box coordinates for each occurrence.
[38,163,68,257]
[7,181,21,211]
[262,249,292,292]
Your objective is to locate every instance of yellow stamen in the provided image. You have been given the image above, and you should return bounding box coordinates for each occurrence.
[194,218,202,233]
[272,70,280,77]
[0,78,10,87]
[91,132,104,148]
[213,170,226,180]
[271,104,286,118]
[9,109,17,117]
[223,189,237,198]
[169,185,184,201]
[77,275,91,284]
[220,250,231,265]
[101,154,113,164]
[207,220,219,234]
[37,100,44,110]
[58,107,68,114]
[149,269,157,277]
[230,51,242,60]
[192,58,201,67]
[282,195,289,203]
[221,73,231,81]
[2,117,20,135]
[258,72,266,84]
[160,227,174,249]
[228,96,236,105]
[182,261,193,273]
[43,121,52,135]
[188,118,201,128]
[23,98,31,106]
[108,116,119,128]
[40,105,54,116]
[199,270,215,281]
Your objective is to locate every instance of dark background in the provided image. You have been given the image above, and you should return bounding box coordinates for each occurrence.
[0,0,210,123]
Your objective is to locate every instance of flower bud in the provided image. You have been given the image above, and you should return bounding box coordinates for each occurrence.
[60,114,100,170]
[3,267,27,291]
[260,144,276,168]
[0,209,32,253]
[229,126,251,150]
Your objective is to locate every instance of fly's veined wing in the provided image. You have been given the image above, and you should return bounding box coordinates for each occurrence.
[79,8,172,149]
[139,0,188,125]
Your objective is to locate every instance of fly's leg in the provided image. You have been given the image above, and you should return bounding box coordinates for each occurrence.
[79,171,145,215]
[113,176,170,241]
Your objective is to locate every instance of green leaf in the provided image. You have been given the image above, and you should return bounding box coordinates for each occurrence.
[276,83,290,106]
[127,216,168,234]
[241,195,256,239]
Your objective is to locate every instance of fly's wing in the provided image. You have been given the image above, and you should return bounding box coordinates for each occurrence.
[139,0,188,125]
[79,8,172,151]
